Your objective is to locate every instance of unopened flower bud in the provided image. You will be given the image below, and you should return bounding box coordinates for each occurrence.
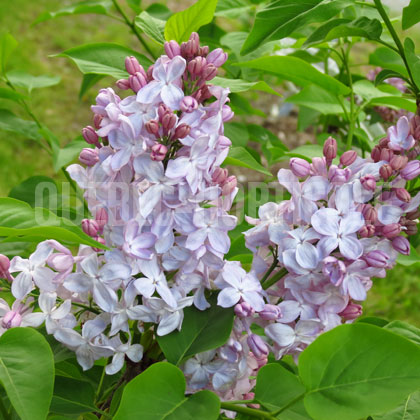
[145,119,159,136]
[151,143,168,161]
[2,311,22,329]
[92,236,106,252]
[79,148,99,166]
[323,137,337,161]
[392,236,410,255]
[198,46,209,57]
[379,164,393,180]
[129,72,147,93]
[146,65,154,81]
[247,334,269,359]
[404,220,418,236]
[222,175,237,196]
[82,126,100,146]
[310,157,327,176]
[364,250,389,268]
[407,210,420,220]
[158,104,170,120]
[339,302,362,320]
[290,157,310,177]
[82,219,100,237]
[180,96,198,113]
[164,40,181,58]
[222,105,234,122]
[258,304,282,321]
[371,146,382,162]
[161,112,177,132]
[360,174,376,191]
[383,223,401,239]
[174,123,190,139]
[380,148,394,162]
[390,155,408,171]
[401,160,420,180]
[206,48,228,67]
[379,137,390,148]
[125,56,142,75]
[395,188,411,203]
[47,253,73,272]
[93,114,103,130]
[329,166,350,184]
[359,224,375,238]
[361,204,378,223]
[212,167,228,184]
[95,208,108,232]
[0,254,11,280]
[234,301,253,318]
[340,150,357,166]
[217,135,232,148]
[202,64,218,81]
[188,56,206,77]
[116,78,130,90]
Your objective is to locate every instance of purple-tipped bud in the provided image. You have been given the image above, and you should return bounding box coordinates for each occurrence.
[92,236,106,253]
[217,135,232,148]
[189,32,200,44]
[290,157,310,177]
[146,65,154,81]
[82,219,99,237]
[310,157,327,176]
[202,64,218,81]
[93,114,103,130]
[2,311,22,329]
[392,236,410,255]
[188,56,206,77]
[379,137,390,148]
[181,34,199,57]
[380,148,394,162]
[339,302,362,320]
[383,223,401,239]
[164,40,181,58]
[322,256,346,286]
[129,72,147,93]
[151,143,168,161]
[95,208,108,233]
[258,304,282,321]
[371,146,382,162]
[212,167,228,184]
[361,204,378,224]
[395,188,411,203]
[360,174,376,191]
[379,164,393,181]
[198,45,209,57]
[340,150,357,166]
[161,112,177,132]
[247,334,269,359]
[125,56,142,75]
[404,220,418,236]
[116,78,130,90]
[364,250,389,268]
[174,123,190,139]
[401,160,420,180]
[180,96,198,113]
[390,155,408,171]
[82,126,100,146]
[207,48,228,67]
[234,301,253,318]
[0,254,10,280]
[158,104,170,120]
[407,210,420,220]
[222,105,234,122]
[79,148,99,166]
[145,119,160,136]
[222,175,237,196]
[323,137,337,160]
[359,224,375,238]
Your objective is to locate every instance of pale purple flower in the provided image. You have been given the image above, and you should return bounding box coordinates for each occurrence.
[123,220,157,260]
[105,336,143,375]
[184,350,223,389]
[387,116,415,151]
[282,227,320,269]
[37,292,73,334]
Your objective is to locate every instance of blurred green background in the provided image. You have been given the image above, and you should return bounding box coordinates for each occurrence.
[0,0,419,325]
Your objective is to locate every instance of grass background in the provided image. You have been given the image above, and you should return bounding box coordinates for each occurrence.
[0,0,419,325]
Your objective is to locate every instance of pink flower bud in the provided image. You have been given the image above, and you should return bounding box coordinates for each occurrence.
[379,137,390,148]
[212,167,228,184]
[202,64,217,81]
[125,56,143,75]
[323,137,337,160]
[95,208,108,232]
[361,204,378,224]
[0,254,11,280]
[187,56,206,77]
[290,157,310,177]
[2,311,22,329]
[146,65,154,81]
[174,123,190,139]
[371,146,382,162]
[379,164,393,181]
[401,160,420,180]
[129,72,147,93]
[116,78,130,90]
[392,236,410,255]
[145,119,160,136]
[222,105,234,122]
[82,126,100,146]
[180,96,198,113]
[359,224,375,238]
[395,188,411,203]
[164,40,181,58]
[364,250,389,268]
[339,302,362,320]
[360,174,376,191]
[47,253,74,272]
[92,236,106,252]
[234,301,253,318]
[217,135,232,148]
[82,219,100,237]
[247,334,269,359]
[380,148,394,162]
[258,304,282,321]
[404,220,418,236]
[93,114,103,130]
[383,223,401,239]
[255,355,268,368]
[243,393,259,409]
[181,34,199,57]
[310,157,327,176]
[161,112,177,132]
[151,143,167,161]
[340,150,357,166]
[407,210,420,220]
[390,155,408,171]
[206,48,228,67]
[79,148,99,166]
[198,46,209,57]
[222,175,237,196]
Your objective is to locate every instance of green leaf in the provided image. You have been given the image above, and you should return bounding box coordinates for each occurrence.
[212,76,281,96]
[384,321,420,346]
[255,364,308,418]
[404,38,420,90]
[79,73,104,99]
[146,3,172,20]
[114,362,220,420]
[0,109,41,141]
[369,47,408,78]
[215,0,252,17]
[33,0,112,24]
[299,323,420,420]
[402,0,420,30]
[284,144,324,161]
[396,245,420,266]
[0,87,25,102]
[50,377,97,416]
[353,79,389,101]
[54,43,153,79]
[247,124,288,151]
[241,0,353,55]
[135,11,166,45]
[224,122,249,147]
[7,70,61,93]
[8,176,58,208]
[305,17,382,47]
[224,146,272,176]
[0,197,105,248]
[157,296,234,365]
[53,136,87,171]
[374,69,410,86]
[356,316,390,327]
[164,0,218,43]
[369,96,417,113]
[0,328,54,420]
[237,56,350,95]
[373,390,420,420]
[0,33,18,75]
